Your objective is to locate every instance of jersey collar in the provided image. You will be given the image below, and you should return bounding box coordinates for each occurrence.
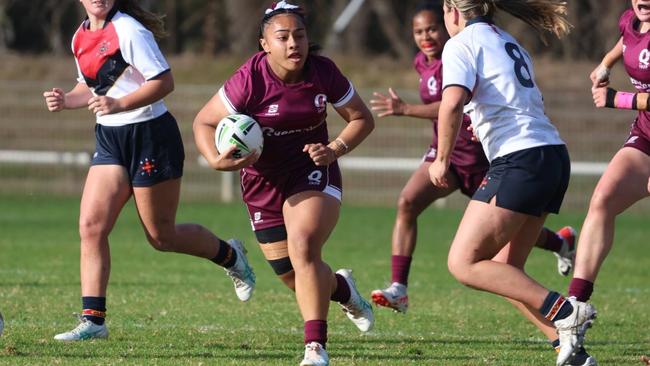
[466,16,494,27]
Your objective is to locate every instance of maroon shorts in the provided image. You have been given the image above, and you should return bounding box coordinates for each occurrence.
[240,162,343,231]
[623,122,650,156]
[423,146,488,197]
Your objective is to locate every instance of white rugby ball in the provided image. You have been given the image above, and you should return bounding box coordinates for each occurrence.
[215,114,264,158]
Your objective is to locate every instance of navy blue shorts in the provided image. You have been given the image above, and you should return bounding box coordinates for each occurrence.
[472,145,570,216]
[92,112,185,187]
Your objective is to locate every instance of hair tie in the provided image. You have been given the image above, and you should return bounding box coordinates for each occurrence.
[265,1,301,15]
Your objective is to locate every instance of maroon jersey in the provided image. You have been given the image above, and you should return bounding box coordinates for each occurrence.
[219,52,354,176]
[620,9,650,139]
[413,52,487,171]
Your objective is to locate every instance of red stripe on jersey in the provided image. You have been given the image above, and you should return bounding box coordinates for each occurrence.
[73,22,120,80]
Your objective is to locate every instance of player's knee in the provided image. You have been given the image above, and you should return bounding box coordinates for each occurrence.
[145,230,177,252]
[397,195,417,217]
[290,239,322,267]
[588,186,618,216]
[447,255,472,286]
[79,218,110,243]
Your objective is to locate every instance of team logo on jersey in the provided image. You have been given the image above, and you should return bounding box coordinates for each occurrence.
[97,40,111,56]
[314,94,327,113]
[266,104,279,116]
[139,158,158,176]
[427,76,438,96]
[254,212,262,223]
[639,49,650,69]
[308,170,323,185]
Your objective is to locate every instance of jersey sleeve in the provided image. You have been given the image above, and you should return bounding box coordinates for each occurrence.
[321,57,355,108]
[116,19,170,80]
[441,38,476,95]
[218,65,252,114]
[619,9,635,36]
[71,35,85,84]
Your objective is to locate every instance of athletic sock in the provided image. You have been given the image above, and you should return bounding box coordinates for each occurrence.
[210,239,238,268]
[391,255,412,286]
[304,320,327,348]
[569,278,594,302]
[81,296,106,325]
[539,228,564,252]
[330,273,351,303]
[540,291,574,321]
[551,338,560,352]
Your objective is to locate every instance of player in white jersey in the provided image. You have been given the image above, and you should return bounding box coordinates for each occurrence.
[431,1,595,365]
[43,0,255,342]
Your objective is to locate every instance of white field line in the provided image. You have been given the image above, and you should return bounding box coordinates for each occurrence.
[1,150,607,176]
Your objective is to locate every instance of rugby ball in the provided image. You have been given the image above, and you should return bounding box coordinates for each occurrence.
[215,114,264,158]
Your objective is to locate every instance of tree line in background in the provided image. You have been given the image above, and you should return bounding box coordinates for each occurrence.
[0,0,630,61]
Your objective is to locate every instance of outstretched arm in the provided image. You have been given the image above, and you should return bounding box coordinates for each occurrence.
[370,87,440,119]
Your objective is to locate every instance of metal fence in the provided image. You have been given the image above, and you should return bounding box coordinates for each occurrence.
[2,78,648,213]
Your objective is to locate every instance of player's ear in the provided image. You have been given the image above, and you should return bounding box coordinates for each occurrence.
[260,38,270,53]
[453,7,461,26]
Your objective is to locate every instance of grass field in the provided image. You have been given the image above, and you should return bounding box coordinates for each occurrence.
[0,193,649,365]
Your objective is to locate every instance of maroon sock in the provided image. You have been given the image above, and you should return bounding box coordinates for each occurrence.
[330,273,351,304]
[304,320,327,348]
[569,278,594,302]
[539,228,563,252]
[391,255,412,286]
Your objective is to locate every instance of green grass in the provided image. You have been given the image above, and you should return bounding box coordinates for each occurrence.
[0,194,649,365]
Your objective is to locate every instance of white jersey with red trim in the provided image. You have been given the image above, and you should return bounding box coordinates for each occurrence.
[71,9,170,126]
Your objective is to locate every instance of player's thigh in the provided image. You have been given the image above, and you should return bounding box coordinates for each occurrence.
[492,214,547,269]
[449,199,530,266]
[79,165,132,233]
[399,161,458,212]
[132,178,182,235]
[283,191,340,253]
[590,147,650,214]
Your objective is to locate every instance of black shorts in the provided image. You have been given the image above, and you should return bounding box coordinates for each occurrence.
[472,145,570,216]
[92,112,185,187]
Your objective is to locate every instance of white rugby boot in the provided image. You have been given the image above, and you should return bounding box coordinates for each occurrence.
[299,342,329,366]
[554,297,597,366]
[371,282,408,313]
[554,226,577,276]
[566,347,598,366]
[224,239,256,302]
[54,316,108,341]
[336,269,374,332]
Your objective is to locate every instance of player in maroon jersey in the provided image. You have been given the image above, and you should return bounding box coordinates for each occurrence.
[576,0,650,328]
[43,0,256,341]
[193,2,375,365]
[369,1,578,316]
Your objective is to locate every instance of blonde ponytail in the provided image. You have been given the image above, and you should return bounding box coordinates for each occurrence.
[444,0,571,41]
